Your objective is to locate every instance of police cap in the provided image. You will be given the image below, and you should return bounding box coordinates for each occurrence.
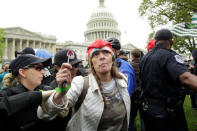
[9,54,51,76]
[154,29,173,41]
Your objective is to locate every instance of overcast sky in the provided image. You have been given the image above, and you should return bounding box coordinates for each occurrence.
[0,0,152,49]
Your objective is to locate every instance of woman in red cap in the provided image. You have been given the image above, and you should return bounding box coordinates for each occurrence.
[38,39,130,131]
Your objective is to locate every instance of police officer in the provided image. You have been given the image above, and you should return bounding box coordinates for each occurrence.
[139,28,197,131]
[106,37,137,131]
[0,54,55,131]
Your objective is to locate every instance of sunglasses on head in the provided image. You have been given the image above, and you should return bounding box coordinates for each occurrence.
[23,64,44,71]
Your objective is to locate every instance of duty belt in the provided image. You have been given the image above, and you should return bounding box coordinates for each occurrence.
[142,97,183,109]
[143,98,167,107]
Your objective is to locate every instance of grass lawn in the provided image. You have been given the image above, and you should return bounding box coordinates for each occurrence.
[135,95,197,131]
[184,95,197,130]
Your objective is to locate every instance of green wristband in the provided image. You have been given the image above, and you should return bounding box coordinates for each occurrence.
[55,87,65,92]
[65,84,71,91]
[55,85,71,92]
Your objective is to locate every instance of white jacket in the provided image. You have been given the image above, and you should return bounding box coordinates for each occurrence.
[37,73,130,131]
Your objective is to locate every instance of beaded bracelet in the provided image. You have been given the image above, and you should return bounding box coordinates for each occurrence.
[55,84,71,92]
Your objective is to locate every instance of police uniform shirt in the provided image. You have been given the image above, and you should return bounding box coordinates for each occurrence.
[139,44,189,101]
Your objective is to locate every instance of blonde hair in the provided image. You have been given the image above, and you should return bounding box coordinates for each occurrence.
[3,73,18,88]
[89,61,123,109]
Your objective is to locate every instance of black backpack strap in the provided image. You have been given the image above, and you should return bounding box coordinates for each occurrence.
[74,76,89,112]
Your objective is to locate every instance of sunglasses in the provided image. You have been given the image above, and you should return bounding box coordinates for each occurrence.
[23,64,44,71]
[72,63,79,68]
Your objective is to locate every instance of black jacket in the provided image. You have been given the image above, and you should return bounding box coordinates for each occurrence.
[139,44,188,102]
[0,84,56,131]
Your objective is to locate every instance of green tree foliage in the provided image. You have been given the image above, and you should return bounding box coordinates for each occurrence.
[0,28,5,62]
[139,0,197,54]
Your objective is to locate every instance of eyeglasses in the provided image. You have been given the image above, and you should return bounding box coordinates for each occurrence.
[23,64,44,71]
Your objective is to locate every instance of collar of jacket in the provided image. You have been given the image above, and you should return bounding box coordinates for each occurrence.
[89,73,128,93]
[115,57,122,62]
[154,44,170,51]
[12,84,29,93]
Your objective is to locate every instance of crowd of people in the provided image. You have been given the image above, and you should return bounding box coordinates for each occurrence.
[0,28,197,131]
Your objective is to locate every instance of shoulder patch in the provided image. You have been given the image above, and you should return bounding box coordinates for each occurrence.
[174,55,184,64]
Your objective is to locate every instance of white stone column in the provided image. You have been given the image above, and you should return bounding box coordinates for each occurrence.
[90,33,92,41]
[53,44,56,58]
[26,40,29,47]
[39,41,42,48]
[12,39,15,59]
[98,32,99,39]
[92,33,94,40]
[33,40,36,49]
[46,43,48,50]
[3,38,8,59]
[19,39,22,51]
[92,33,94,41]
[49,44,52,53]
[44,43,47,50]
[45,43,47,50]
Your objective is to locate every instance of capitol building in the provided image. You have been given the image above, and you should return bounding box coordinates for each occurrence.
[2,0,137,65]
